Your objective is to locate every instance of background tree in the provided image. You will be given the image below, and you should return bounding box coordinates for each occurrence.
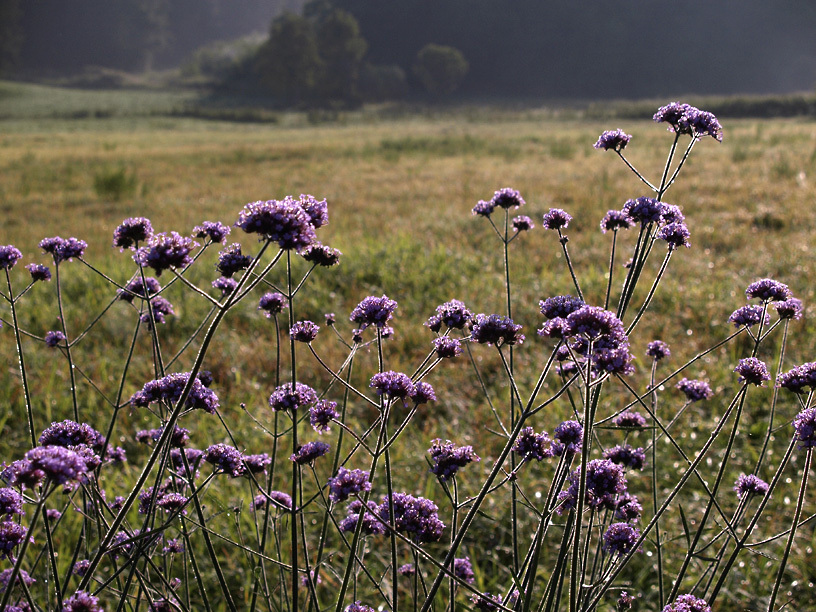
[314,8,367,103]
[0,0,22,75]
[255,12,322,102]
[413,43,468,95]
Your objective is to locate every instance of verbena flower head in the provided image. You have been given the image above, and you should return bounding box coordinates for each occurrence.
[310,400,339,433]
[370,371,415,399]
[378,492,445,542]
[39,236,87,264]
[0,568,35,591]
[662,594,712,612]
[428,439,480,480]
[212,276,237,297]
[660,203,686,225]
[0,488,24,516]
[657,222,691,249]
[24,445,90,488]
[140,296,175,327]
[777,362,816,394]
[131,372,219,414]
[291,441,330,465]
[301,243,341,267]
[540,295,585,320]
[0,245,22,270]
[491,187,525,209]
[622,197,664,225]
[513,427,553,462]
[269,382,317,411]
[613,410,647,428]
[258,490,293,511]
[734,357,771,386]
[565,305,627,343]
[542,208,572,230]
[328,467,370,503]
[471,592,503,611]
[684,109,723,142]
[793,407,816,449]
[472,200,495,217]
[204,443,245,477]
[552,420,583,456]
[601,210,634,233]
[63,590,104,612]
[136,424,190,448]
[745,278,791,302]
[259,292,286,317]
[289,320,320,343]
[676,378,713,402]
[602,522,640,556]
[134,232,198,275]
[0,522,29,561]
[433,336,463,359]
[617,592,636,611]
[243,453,272,474]
[594,129,632,152]
[775,298,803,320]
[39,419,102,449]
[432,299,472,330]
[350,294,398,330]
[734,473,769,499]
[300,194,329,228]
[235,196,317,250]
[512,215,534,232]
[454,557,475,584]
[216,243,251,277]
[344,603,376,612]
[410,381,436,404]
[26,263,51,282]
[592,345,635,376]
[560,459,627,511]
[339,500,386,535]
[156,492,188,514]
[117,276,160,302]
[470,313,524,346]
[729,304,770,328]
[45,330,66,348]
[603,444,646,471]
[193,220,231,243]
[646,340,671,360]
[614,492,643,522]
[113,217,153,250]
[653,101,693,129]
[398,564,416,576]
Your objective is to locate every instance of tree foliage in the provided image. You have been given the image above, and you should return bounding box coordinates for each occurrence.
[413,43,468,95]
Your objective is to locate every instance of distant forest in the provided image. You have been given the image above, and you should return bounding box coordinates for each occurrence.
[2,0,816,100]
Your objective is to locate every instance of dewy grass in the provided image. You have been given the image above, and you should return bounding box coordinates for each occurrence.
[0,102,816,612]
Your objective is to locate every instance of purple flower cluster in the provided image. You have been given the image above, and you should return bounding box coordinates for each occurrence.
[793,407,816,449]
[622,197,664,225]
[470,313,524,346]
[661,594,712,612]
[0,522,28,561]
[657,222,691,249]
[39,419,103,449]
[63,590,104,612]
[0,245,22,270]
[117,276,160,302]
[235,196,319,250]
[216,243,251,277]
[603,444,646,471]
[654,102,723,142]
[291,441,330,465]
[344,603,376,612]
[255,490,293,511]
[734,473,769,499]
[204,443,246,477]
[559,459,627,511]
[552,420,583,456]
[646,340,671,361]
[734,357,770,386]
[113,217,153,250]
[602,522,640,556]
[613,410,647,428]
[141,296,175,327]
[454,557,475,584]
[676,378,713,403]
[428,439,480,480]
[594,129,632,152]
[379,492,445,542]
[433,336,463,359]
[310,400,339,433]
[131,372,219,414]
[338,500,386,535]
[12,446,92,489]
[539,295,585,320]
[134,232,198,275]
[512,215,534,232]
[0,488,23,517]
[513,427,553,462]
[411,381,436,404]
[745,278,791,302]
[193,221,231,243]
[614,492,643,522]
[300,194,329,228]
[44,330,66,348]
[269,382,318,411]
[212,276,237,297]
[301,243,342,267]
[328,467,371,503]
[542,208,572,230]
[728,305,770,328]
[428,299,472,331]
[39,236,87,264]
[135,424,190,448]
[600,210,634,233]
[370,371,414,399]
[350,294,398,331]
[290,320,320,343]
[258,292,287,317]
[775,298,803,320]
[26,262,51,282]
[473,187,525,217]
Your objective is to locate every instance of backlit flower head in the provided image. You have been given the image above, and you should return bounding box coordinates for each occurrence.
[301,243,341,267]
[350,294,398,330]
[745,278,791,302]
[0,245,22,270]
[216,243,251,277]
[512,215,534,232]
[39,236,87,264]
[300,194,329,228]
[39,419,103,449]
[656,222,691,249]
[594,129,632,152]
[433,336,463,359]
[45,330,66,348]
[428,439,480,480]
[378,492,445,542]
[540,295,585,320]
[604,444,646,471]
[432,299,472,330]
[622,197,663,225]
[410,381,436,404]
[212,276,237,297]
[204,443,245,477]
[552,420,583,456]
[491,187,525,209]
[339,500,386,535]
[26,263,51,282]
[793,407,816,449]
[662,594,711,612]
[235,197,317,250]
[542,208,572,230]
[328,467,370,503]
[613,410,647,428]
[193,220,231,243]
[113,217,153,250]
[775,298,803,320]
[601,210,634,233]
[289,320,319,343]
[729,304,770,328]
[470,313,524,346]
[472,200,495,217]
[258,292,287,317]
[454,557,475,584]
[131,372,219,413]
[676,378,713,402]
[268,382,317,411]
[734,357,770,386]
[310,400,339,433]
[291,441,330,465]
[777,362,816,394]
[370,371,414,399]
[0,488,24,517]
[63,590,104,612]
[513,427,553,462]
[734,473,769,499]
[117,276,160,302]
[140,296,175,327]
[603,522,640,556]
[134,232,198,275]
[646,340,671,360]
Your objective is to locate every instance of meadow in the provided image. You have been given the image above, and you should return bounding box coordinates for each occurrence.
[1,81,816,611]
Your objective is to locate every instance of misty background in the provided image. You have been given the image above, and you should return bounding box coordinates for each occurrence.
[2,0,816,102]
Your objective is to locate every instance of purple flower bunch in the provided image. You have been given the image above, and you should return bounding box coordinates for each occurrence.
[134,232,199,275]
[235,195,323,250]
[427,439,480,480]
[131,371,219,414]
